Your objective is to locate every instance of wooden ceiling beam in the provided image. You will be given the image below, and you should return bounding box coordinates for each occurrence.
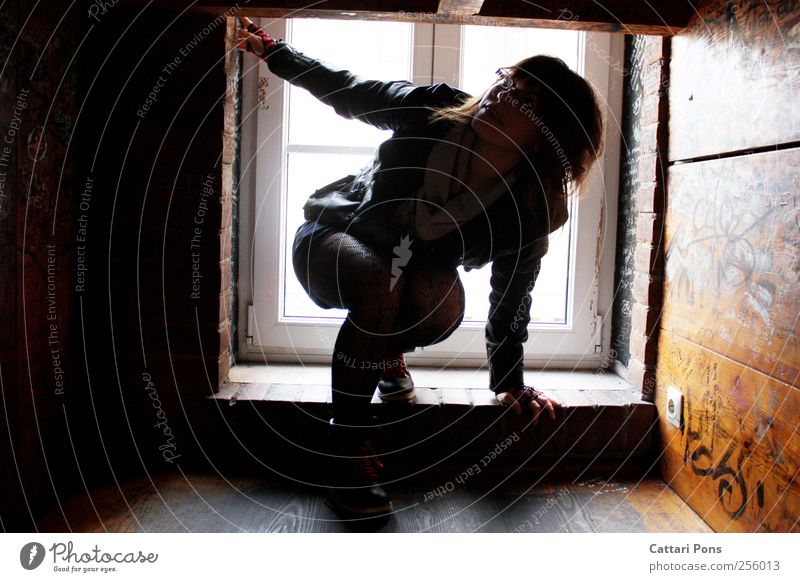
[436,0,484,18]
[478,0,694,35]
[194,1,694,35]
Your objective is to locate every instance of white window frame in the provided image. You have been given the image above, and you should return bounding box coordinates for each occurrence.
[237,17,622,369]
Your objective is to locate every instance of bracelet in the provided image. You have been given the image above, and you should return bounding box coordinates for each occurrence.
[247,23,278,58]
[511,384,544,406]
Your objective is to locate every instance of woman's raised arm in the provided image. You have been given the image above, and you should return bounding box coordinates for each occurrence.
[233,17,463,133]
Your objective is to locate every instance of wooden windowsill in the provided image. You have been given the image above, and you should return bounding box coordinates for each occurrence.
[208,363,655,469]
[216,363,641,408]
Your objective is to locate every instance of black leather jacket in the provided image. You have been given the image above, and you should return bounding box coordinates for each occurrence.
[266,43,567,394]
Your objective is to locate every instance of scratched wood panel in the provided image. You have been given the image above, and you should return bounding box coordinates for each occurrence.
[662,148,800,386]
[657,331,800,532]
[669,0,800,161]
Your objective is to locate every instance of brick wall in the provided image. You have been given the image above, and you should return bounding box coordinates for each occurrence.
[219,17,240,384]
[612,36,669,401]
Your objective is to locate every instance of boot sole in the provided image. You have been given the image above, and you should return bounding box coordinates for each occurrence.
[377,389,416,403]
[376,379,415,403]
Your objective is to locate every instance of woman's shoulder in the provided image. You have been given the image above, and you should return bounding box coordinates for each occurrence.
[511,167,569,233]
[392,83,470,131]
[392,81,468,104]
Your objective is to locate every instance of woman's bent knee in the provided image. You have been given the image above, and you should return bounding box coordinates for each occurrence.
[394,258,465,347]
[295,229,407,313]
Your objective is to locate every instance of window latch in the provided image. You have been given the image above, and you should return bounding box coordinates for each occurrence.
[594,314,603,354]
[246,305,255,345]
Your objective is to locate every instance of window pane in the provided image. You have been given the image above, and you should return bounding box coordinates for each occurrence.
[283,18,413,320]
[457,216,570,325]
[287,19,413,147]
[458,25,581,325]
[283,151,374,319]
[460,26,580,95]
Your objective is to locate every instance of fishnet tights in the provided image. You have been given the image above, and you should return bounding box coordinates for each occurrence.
[297,230,465,426]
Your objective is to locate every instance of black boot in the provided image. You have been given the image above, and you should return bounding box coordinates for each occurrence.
[326,419,392,518]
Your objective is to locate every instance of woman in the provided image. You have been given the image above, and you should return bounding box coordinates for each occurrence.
[235,17,604,519]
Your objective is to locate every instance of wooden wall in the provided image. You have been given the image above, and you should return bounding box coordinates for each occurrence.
[0,0,233,530]
[66,2,232,480]
[657,0,800,532]
[0,0,84,531]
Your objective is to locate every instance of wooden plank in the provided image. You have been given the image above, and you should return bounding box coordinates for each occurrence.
[437,0,483,17]
[669,0,800,160]
[250,491,333,533]
[234,382,272,401]
[624,478,714,532]
[207,380,656,470]
[264,383,301,402]
[657,331,800,532]
[478,0,693,34]
[196,0,689,34]
[663,148,800,386]
[38,472,709,532]
[440,386,473,406]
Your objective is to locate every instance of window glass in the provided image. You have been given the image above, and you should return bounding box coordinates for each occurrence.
[457,25,581,324]
[287,20,412,147]
[283,151,373,319]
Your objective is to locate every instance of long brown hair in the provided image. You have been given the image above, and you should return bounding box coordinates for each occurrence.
[430,55,604,214]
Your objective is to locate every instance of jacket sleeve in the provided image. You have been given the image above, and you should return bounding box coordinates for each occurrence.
[485,235,549,394]
[264,42,463,132]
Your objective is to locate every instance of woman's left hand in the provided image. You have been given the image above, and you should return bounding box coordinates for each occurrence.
[496,385,561,425]
[234,16,275,58]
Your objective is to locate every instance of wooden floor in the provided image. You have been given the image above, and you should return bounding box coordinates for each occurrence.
[37,471,712,533]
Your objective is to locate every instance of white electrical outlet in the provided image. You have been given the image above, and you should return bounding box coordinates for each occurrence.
[666,386,683,428]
